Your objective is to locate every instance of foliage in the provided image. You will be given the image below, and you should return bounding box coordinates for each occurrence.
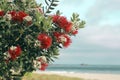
[0,0,85,80]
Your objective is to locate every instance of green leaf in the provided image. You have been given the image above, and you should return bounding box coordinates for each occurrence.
[51,3,58,6]
[49,6,54,9]
[46,10,52,13]
[44,0,59,14]
[45,0,49,5]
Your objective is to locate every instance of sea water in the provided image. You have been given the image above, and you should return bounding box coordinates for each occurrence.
[46,64,120,74]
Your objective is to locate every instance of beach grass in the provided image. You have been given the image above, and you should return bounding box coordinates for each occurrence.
[22,73,84,80]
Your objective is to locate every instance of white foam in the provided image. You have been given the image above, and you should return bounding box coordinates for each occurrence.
[34,70,76,74]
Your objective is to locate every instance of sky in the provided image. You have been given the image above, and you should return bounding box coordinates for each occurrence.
[36,0,120,65]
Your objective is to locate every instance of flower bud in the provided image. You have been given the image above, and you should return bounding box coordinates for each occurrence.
[59,36,67,42]
[23,16,32,22]
[4,14,12,21]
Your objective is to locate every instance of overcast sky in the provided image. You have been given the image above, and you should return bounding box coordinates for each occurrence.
[36,0,120,65]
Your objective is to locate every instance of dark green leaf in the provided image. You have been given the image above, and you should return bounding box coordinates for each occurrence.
[49,6,54,9]
[52,3,58,6]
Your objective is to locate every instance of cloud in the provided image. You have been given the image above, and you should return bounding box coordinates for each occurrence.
[79,24,120,49]
[86,0,120,25]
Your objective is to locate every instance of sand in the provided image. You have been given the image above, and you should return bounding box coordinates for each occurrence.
[33,71,120,80]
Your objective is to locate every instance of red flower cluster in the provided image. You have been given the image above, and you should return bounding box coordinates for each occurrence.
[37,33,52,49]
[8,46,22,60]
[0,10,4,16]
[52,15,73,33]
[8,11,28,22]
[54,32,71,47]
[36,56,48,71]
[40,63,48,71]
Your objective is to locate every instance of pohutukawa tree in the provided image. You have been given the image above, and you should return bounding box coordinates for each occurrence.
[0,0,85,80]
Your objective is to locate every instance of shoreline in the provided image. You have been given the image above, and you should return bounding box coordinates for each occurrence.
[33,71,120,80]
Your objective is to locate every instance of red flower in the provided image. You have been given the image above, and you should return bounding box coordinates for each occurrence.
[35,56,48,71]
[8,46,22,60]
[8,11,17,20]
[15,11,28,22]
[8,11,16,16]
[39,63,48,71]
[57,16,68,27]
[62,35,71,47]
[9,11,28,22]
[64,22,72,32]
[53,32,61,38]
[52,15,73,33]
[52,15,59,23]
[72,30,78,35]
[37,34,52,49]
[0,10,4,16]
[54,32,72,47]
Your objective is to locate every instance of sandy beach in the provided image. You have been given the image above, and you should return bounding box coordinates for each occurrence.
[33,71,120,80]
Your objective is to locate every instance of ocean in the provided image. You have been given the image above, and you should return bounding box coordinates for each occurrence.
[46,64,120,74]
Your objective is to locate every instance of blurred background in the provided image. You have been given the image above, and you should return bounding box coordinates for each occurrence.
[37,0,120,65]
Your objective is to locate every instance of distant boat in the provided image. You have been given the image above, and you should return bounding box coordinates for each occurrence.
[80,63,88,66]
